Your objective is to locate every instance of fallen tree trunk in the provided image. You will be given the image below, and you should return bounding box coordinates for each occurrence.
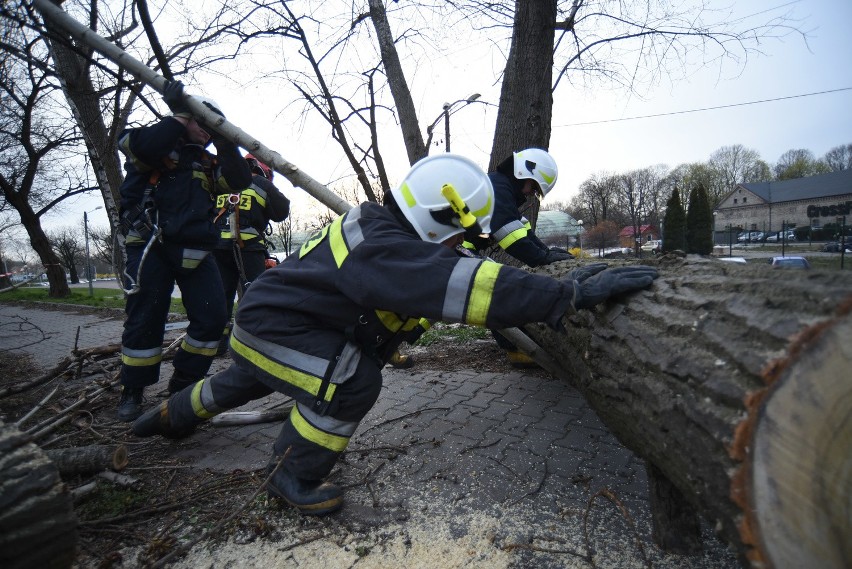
[526,255,852,568]
[0,421,78,569]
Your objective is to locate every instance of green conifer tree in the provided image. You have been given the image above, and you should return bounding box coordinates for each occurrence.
[685,183,713,254]
[662,188,686,252]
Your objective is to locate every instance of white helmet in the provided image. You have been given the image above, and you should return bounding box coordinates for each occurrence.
[513,148,558,197]
[391,154,494,244]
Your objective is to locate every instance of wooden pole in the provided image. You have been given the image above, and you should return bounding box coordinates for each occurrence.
[32,0,352,216]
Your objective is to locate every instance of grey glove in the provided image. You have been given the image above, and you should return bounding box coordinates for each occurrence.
[569,265,659,310]
[544,249,574,264]
[163,80,190,115]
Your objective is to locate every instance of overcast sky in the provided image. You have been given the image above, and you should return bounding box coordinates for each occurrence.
[54,0,852,232]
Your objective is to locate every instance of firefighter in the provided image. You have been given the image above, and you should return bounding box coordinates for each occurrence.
[131,154,658,515]
[213,153,290,356]
[116,80,252,422]
[464,148,573,367]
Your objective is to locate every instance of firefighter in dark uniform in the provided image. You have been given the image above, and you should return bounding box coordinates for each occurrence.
[116,80,252,422]
[464,147,574,367]
[213,154,290,355]
[132,154,658,515]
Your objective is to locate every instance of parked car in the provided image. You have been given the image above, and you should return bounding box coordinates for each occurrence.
[737,231,762,243]
[640,240,662,254]
[766,231,796,243]
[820,241,851,253]
[769,256,810,270]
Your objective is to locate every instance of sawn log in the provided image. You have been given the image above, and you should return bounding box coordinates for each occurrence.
[524,255,852,568]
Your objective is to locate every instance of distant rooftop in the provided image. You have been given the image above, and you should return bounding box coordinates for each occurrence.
[738,169,852,203]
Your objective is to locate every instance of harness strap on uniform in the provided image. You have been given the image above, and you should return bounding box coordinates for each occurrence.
[234,205,244,248]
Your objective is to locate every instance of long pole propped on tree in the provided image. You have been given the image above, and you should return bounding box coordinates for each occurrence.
[31,0,556,372]
[32,0,353,216]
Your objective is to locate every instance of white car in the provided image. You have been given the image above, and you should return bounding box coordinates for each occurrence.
[766,231,795,243]
[640,240,662,253]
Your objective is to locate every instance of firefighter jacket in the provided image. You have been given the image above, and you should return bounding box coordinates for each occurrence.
[231,201,575,413]
[485,171,553,267]
[214,173,290,251]
[117,117,251,248]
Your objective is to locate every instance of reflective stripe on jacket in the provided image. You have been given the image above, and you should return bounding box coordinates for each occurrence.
[234,202,574,393]
[487,171,551,267]
[214,174,290,251]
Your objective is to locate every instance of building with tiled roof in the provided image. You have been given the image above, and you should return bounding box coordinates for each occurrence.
[713,169,852,237]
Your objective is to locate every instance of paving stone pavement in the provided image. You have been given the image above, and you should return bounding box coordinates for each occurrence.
[0,302,739,568]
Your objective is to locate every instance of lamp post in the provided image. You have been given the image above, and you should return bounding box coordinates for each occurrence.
[727,224,733,257]
[84,206,102,296]
[425,93,482,153]
[576,219,584,253]
[712,211,717,249]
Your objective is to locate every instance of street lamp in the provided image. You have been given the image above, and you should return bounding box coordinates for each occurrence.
[84,206,103,296]
[576,219,584,253]
[425,93,482,153]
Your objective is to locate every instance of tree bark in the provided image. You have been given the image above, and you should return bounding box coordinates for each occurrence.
[488,0,556,171]
[46,444,128,477]
[524,256,852,567]
[0,421,78,569]
[367,0,428,164]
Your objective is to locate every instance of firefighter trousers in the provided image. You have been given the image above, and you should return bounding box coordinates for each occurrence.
[212,247,266,337]
[165,347,383,481]
[120,242,227,388]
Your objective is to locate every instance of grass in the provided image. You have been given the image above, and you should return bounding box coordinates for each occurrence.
[417,323,490,346]
[0,285,186,314]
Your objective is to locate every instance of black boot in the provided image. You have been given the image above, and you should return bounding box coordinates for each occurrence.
[132,401,196,439]
[267,466,343,515]
[168,370,198,394]
[216,334,230,357]
[117,386,145,422]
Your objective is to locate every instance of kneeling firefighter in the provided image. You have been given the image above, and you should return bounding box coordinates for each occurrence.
[132,153,658,515]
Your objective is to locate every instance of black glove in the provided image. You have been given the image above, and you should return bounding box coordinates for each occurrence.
[544,249,574,264]
[162,80,190,115]
[568,265,659,310]
[562,262,608,283]
[549,246,570,254]
[202,100,224,118]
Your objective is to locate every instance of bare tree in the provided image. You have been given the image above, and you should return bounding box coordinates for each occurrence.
[774,148,830,180]
[617,168,656,254]
[708,144,771,204]
[823,143,852,172]
[48,227,83,283]
[584,219,620,255]
[87,225,116,272]
[573,171,622,227]
[0,7,100,296]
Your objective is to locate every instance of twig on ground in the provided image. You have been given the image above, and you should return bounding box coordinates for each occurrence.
[501,541,590,562]
[14,385,60,427]
[148,452,288,569]
[506,454,549,506]
[582,487,652,569]
[358,406,449,435]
